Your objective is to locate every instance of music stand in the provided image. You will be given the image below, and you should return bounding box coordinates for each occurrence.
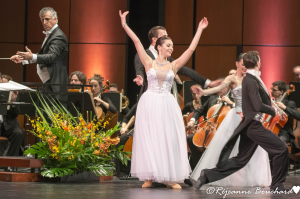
[289,82,300,108]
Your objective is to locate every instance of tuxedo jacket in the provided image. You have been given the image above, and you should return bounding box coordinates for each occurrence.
[1,106,20,132]
[280,98,300,153]
[134,49,207,99]
[191,94,234,121]
[222,73,276,158]
[36,26,69,101]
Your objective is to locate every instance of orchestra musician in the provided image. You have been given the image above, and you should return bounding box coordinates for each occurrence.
[293,66,300,82]
[271,81,300,154]
[186,78,233,170]
[89,74,117,115]
[69,71,87,90]
[182,84,202,116]
[1,75,12,83]
[0,89,24,159]
[108,83,131,118]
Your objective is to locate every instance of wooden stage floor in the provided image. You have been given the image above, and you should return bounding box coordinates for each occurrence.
[0,174,299,199]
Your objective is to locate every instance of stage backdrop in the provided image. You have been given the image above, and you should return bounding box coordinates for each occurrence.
[165,0,300,94]
[1,0,300,100]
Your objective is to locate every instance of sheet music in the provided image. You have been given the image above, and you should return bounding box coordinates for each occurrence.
[0,81,36,91]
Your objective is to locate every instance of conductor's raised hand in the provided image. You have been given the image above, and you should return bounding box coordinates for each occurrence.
[119,10,129,26]
[16,46,33,60]
[198,17,208,30]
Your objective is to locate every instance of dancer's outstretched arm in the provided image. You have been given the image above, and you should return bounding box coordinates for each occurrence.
[191,75,234,96]
[172,18,208,73]
[119,11,152,71]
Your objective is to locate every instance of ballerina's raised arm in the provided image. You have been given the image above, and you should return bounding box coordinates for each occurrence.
[119,10,153,72]
[171,17,208,73]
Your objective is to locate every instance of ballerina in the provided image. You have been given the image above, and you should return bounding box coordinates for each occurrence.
[119,10,208,189]
[189,53,272,188]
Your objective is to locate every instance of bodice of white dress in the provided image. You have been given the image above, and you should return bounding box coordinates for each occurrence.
[146,68,174,94]
[231,85,242,113]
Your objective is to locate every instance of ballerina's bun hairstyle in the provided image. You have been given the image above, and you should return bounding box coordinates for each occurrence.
[243,51,260,69]
[155,36,172,52]
[88,74,104,87]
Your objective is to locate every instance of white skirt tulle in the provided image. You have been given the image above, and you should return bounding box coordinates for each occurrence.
[190,108,272,187]
[130,91,191,184]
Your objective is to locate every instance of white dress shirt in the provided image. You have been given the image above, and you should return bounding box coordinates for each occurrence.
[246,69,268,122]
[149,45,211,88]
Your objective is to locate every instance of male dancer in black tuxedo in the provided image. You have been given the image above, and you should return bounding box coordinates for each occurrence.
[11,7,68,106]
[271,81,300,153]
[194,51,289,191]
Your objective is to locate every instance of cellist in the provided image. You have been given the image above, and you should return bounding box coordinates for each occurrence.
[186,77,234,170]
[89,74,117,115]
[271,81,300,154]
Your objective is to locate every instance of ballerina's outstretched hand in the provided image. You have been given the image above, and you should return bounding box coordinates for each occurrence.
[191,85,204,96]
[119,10,129,26]
[198,17,209,30]
[119,10,153,71]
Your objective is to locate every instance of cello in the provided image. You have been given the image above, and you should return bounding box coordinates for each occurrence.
[193,90,231,149]
[263,84,295,135]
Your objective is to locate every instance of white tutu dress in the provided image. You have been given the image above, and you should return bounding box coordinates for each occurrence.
[190,85,272,187]
[130,65,191,184]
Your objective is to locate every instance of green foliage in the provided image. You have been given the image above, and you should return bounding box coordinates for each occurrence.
[24,92,130,178]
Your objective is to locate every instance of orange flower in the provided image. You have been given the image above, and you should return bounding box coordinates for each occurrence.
[93,150,100,155]
[88,123,93,130]
[63,126,69,131]
[80,139,86,145]
[45,131,52,136]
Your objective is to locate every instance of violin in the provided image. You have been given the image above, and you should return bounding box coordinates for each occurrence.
[94,80,111,120]
[185,112,205,152]
[193,90,231,149]
[263,84,295,135]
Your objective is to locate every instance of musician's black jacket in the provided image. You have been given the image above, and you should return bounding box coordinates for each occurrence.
[191,95,219,121]
[191,94,234,121]
[1,106,20,132]
[279,98,300,153]
[97,97,117,115]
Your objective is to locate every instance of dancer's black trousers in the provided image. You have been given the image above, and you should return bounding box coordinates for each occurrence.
[204,120,288,187]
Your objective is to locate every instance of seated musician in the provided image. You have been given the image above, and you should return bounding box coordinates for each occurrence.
[182,84,202,115]
[108,83,131,117]
[271,81,300,154]
[115,104,137,176]
[89,74,117,115]
[69,71,87,91]
[186,78,234,170]
[0,89,24,157]
[1,74,13,83]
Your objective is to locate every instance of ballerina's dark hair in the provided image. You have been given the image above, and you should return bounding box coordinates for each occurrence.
[155,36,172,52]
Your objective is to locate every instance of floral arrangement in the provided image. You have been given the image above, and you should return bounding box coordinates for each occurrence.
[24,93,130,178]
